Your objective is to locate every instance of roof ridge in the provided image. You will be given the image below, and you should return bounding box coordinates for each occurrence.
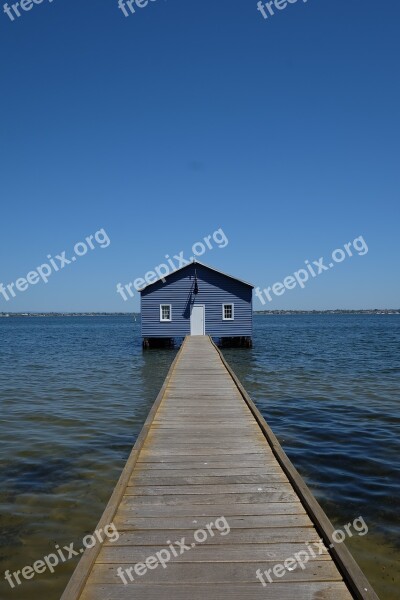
[140,260,254,291]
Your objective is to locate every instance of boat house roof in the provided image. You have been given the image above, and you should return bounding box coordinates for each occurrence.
[139,260,254,292]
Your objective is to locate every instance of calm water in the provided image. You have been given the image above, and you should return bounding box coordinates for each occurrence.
[0,315,399,599]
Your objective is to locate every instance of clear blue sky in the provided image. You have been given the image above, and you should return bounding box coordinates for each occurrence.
[1,0,399,312]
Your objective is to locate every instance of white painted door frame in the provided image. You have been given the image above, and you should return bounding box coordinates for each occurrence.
[190,304,205,335]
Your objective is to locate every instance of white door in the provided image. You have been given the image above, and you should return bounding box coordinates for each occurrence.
[190,305,205,335]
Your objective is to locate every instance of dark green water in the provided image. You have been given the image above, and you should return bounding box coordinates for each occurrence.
[0,315,399,599]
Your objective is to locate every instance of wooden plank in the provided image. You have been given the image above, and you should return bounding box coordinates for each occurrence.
[155,407,250,412]
[136,459,281,469]
[132,466,284,476]
[97,542,331,563]
[112,514,313,530]
[89,559,337,583]
[154,420,253,423]
[143,442,266,449]
[130,474,289,485]
[115,502,307,519]
[105,527,319,545]
[120,491,299,505]
[81,582,353,600]
[146,436,265,442]
[140,448,268,456]
[124,483,294,495]
[152,423,253,427]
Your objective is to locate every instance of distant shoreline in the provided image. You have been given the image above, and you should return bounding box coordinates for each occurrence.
[254,309,400,315]
[0,310,399,318]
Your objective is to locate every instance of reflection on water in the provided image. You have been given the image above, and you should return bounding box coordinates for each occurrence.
[0,315,399,599]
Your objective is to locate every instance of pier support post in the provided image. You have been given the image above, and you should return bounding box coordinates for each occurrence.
[142,337,175,349]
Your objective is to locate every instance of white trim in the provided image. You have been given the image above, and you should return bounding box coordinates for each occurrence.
[160,304,172,322]
[190,304,206,335]
[222,303,234,320]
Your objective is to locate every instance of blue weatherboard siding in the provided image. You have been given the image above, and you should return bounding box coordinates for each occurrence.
[140,263,253,338]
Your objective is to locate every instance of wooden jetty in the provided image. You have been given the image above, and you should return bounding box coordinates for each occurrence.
[61,336,378,600]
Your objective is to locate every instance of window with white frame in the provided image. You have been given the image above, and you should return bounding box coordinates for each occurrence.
[223,303,234,320]
[160,304,172,321]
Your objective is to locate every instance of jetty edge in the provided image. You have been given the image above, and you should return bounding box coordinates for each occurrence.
[60,335,378,600]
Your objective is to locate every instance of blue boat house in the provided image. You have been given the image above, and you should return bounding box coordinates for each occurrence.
[140,261,253,348]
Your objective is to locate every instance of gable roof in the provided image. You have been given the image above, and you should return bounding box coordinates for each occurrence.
[139,260,254,292]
